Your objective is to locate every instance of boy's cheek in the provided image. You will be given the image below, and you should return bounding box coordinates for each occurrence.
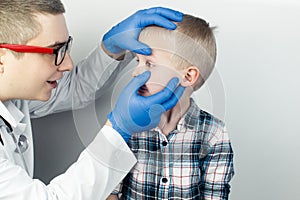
[146,68,183,95]
[131,65,147,77]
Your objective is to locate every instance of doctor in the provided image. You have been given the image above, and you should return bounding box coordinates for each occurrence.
[0,0,184,199]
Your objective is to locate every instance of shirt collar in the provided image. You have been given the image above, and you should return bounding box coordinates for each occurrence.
[0,100,24,129]
[177,98,201,131]
[152,98,201,134]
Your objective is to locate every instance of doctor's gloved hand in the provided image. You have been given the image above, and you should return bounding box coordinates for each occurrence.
[102,7,183,56]
[108,71,185,143]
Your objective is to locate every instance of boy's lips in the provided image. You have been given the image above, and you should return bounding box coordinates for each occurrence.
[138,84,148,95]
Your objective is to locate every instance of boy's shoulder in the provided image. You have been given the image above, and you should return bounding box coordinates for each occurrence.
[184,98,227,145]
[199,108,225,128]
[185,98,225,131]
[187,98,225,125]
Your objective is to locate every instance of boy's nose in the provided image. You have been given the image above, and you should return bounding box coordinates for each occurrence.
[57,53,74,72]
[132,66,147,77]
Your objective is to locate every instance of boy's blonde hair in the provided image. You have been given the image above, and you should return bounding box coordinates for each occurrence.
[139,14,217,90]
[0,0,65,58]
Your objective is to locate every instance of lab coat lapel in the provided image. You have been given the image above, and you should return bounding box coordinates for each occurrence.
[0,100,34,177]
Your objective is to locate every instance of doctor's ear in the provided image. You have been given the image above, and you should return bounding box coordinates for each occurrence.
[0,49,7,73]
[181,66,200,87]
[0,47,5,57]
[0,57,3,74]
[0,48,5,64]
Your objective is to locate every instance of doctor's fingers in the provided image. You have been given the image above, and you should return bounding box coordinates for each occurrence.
[162,85,185,111]
[143,77,180,105]
[139,7,183,28]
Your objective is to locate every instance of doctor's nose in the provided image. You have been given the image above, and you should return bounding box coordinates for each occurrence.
[132,66,147,77]
[57,53,74,72]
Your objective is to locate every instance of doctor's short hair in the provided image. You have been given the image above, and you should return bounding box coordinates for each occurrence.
[0,0,65,58]
[139,14,217,91]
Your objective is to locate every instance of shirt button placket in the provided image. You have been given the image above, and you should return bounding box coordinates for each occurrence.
[159,134,170,199]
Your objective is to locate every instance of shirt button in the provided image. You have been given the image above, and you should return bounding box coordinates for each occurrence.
[162,178,168,183]
[162,141,168,146]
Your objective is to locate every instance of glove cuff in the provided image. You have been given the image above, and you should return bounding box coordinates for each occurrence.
[107,112,131,143]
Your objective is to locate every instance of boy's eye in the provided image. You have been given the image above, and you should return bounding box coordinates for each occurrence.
[135,58,154,68]
[146,62,154,68]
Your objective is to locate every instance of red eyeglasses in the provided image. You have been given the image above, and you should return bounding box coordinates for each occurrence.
[0,36,73,66]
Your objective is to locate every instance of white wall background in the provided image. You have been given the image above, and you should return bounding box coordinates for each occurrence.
[31,1,300,199]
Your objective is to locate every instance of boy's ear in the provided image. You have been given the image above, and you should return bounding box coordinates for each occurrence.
[181,66,200,87]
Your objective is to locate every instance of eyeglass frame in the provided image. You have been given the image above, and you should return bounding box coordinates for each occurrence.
[0,36,73,66]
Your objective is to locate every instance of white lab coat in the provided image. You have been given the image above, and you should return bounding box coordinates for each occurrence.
[0,44,137,199]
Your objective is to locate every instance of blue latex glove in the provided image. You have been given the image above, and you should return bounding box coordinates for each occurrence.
[108,71,185,143]
[102,7,183,55]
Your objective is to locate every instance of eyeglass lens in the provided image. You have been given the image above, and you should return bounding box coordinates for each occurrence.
[55,37,72,66]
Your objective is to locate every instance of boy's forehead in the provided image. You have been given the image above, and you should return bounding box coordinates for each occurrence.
[140,37,184,59]
[141,37,171,51]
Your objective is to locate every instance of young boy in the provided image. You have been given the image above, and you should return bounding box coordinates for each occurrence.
[108,14,235,200]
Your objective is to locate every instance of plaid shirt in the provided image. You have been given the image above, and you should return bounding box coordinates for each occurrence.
[115,98,234,200]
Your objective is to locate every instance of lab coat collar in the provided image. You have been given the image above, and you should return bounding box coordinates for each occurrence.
[0,100,24,129]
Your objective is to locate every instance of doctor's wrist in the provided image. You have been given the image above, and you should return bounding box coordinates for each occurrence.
[107,113,131,143]
[101,42,125,61]
[105,119,112,128]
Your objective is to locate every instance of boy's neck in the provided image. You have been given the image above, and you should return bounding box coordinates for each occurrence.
[158,94,191,135]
